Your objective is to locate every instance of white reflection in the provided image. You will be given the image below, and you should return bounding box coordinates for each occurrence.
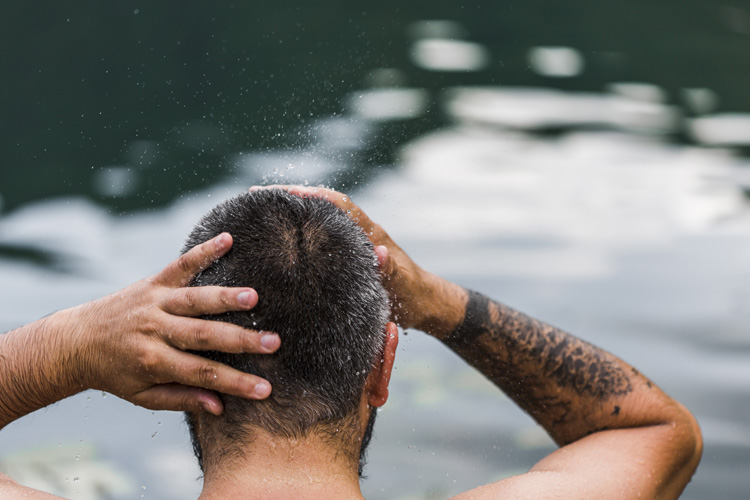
[608,82,666,103]
[145,449,202,499]
[682,87,719,114]
[0,443,135,500]
[689,113,750,146]
[94,166,138,197]
[311,116,372,151]
[360,126,747,280]
[446,86,679,133]
[528,46,584,77]
[410,39,490,72]
[236,151,339,186]
[348,88,428,121]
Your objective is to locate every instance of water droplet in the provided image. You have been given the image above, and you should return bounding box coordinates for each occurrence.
[73,477,79,483]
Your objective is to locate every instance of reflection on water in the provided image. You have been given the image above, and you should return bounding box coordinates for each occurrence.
[3,94,750,499]
[2,4,750,500]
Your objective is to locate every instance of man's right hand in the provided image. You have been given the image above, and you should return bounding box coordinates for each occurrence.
[252,185,467,337]
[0,232,281,431]
[69,232,280,415]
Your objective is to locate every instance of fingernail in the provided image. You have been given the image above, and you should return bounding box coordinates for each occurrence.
[200,400,220,415]
[237,290,255,307]
[214,233,228,250]
[254,381,271,398]
[260,333,280,352]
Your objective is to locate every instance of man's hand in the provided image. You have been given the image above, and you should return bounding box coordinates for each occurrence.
[251,185,466,337]
[0,232,280,429]
[71,232,280,415]
[252,185,702,500]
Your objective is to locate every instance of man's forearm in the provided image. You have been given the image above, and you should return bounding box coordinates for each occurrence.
[0,309,85,430]
[435,288,687,445]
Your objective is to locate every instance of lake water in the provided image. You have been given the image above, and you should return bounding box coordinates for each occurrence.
[1,3,750,499]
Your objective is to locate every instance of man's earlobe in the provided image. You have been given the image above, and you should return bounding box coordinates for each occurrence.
[368,322,398,408]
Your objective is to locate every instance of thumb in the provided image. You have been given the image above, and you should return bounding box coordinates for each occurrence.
[131,384,224,415]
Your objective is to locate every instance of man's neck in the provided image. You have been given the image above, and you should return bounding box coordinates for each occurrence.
[198,430,364,500]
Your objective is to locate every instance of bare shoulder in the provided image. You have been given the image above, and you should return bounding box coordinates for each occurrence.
[448,470,572,500]
[448,423,701,500]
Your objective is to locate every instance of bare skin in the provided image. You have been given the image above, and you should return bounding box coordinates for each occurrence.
[258,185,703,500]
[0,188,702,500]
[0,233,280,497]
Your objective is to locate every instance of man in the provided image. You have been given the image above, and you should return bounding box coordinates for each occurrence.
[0,186,701,499]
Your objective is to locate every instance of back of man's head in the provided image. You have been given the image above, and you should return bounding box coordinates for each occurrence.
[182,189,389,472]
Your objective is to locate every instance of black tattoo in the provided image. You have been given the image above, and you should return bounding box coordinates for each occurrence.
[444,290,633,443]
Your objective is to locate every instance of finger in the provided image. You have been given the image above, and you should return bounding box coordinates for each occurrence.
[166,351,273,400]
[250,185,380,241]
[156,232,233,287]
[162,286,258,317]
[162,316,280,354]
[131,383,224,415]
[253,184,341,206]
[374,245,390,273]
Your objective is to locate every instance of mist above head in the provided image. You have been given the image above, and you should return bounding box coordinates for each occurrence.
[182,189,389,468]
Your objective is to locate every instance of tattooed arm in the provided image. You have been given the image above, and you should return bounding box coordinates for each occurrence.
[274,185,703,500]
[444,290,644,446]
[440,290,701,500]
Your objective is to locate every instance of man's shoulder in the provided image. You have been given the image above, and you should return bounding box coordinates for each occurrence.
[448,470,567,500]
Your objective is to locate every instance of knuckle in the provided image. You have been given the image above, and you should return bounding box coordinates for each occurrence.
[192,324,213,348]
[183,289,198,312]
[139,314,160,338]
[176,254,193,275]
[197,364,219,387]
[138,346,160,372]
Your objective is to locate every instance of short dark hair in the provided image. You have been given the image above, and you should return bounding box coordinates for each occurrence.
[182,190,389,472]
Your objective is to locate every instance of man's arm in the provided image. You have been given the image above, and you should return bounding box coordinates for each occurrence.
[0,232,280,498]
[270,185,702,500]
[436,290,701,500]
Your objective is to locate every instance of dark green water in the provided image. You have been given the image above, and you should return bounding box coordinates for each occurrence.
[3,1,750,213]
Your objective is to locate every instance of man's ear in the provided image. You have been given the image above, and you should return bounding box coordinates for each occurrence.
[366,322,398,408]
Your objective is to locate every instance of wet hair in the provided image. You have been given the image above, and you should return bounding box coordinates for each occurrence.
[182,189,389,474]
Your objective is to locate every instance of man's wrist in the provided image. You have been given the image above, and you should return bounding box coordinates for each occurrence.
[413,272,468,339]
[48,305,95,393]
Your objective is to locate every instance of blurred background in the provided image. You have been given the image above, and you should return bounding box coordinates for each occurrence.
[1,2,749,499]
